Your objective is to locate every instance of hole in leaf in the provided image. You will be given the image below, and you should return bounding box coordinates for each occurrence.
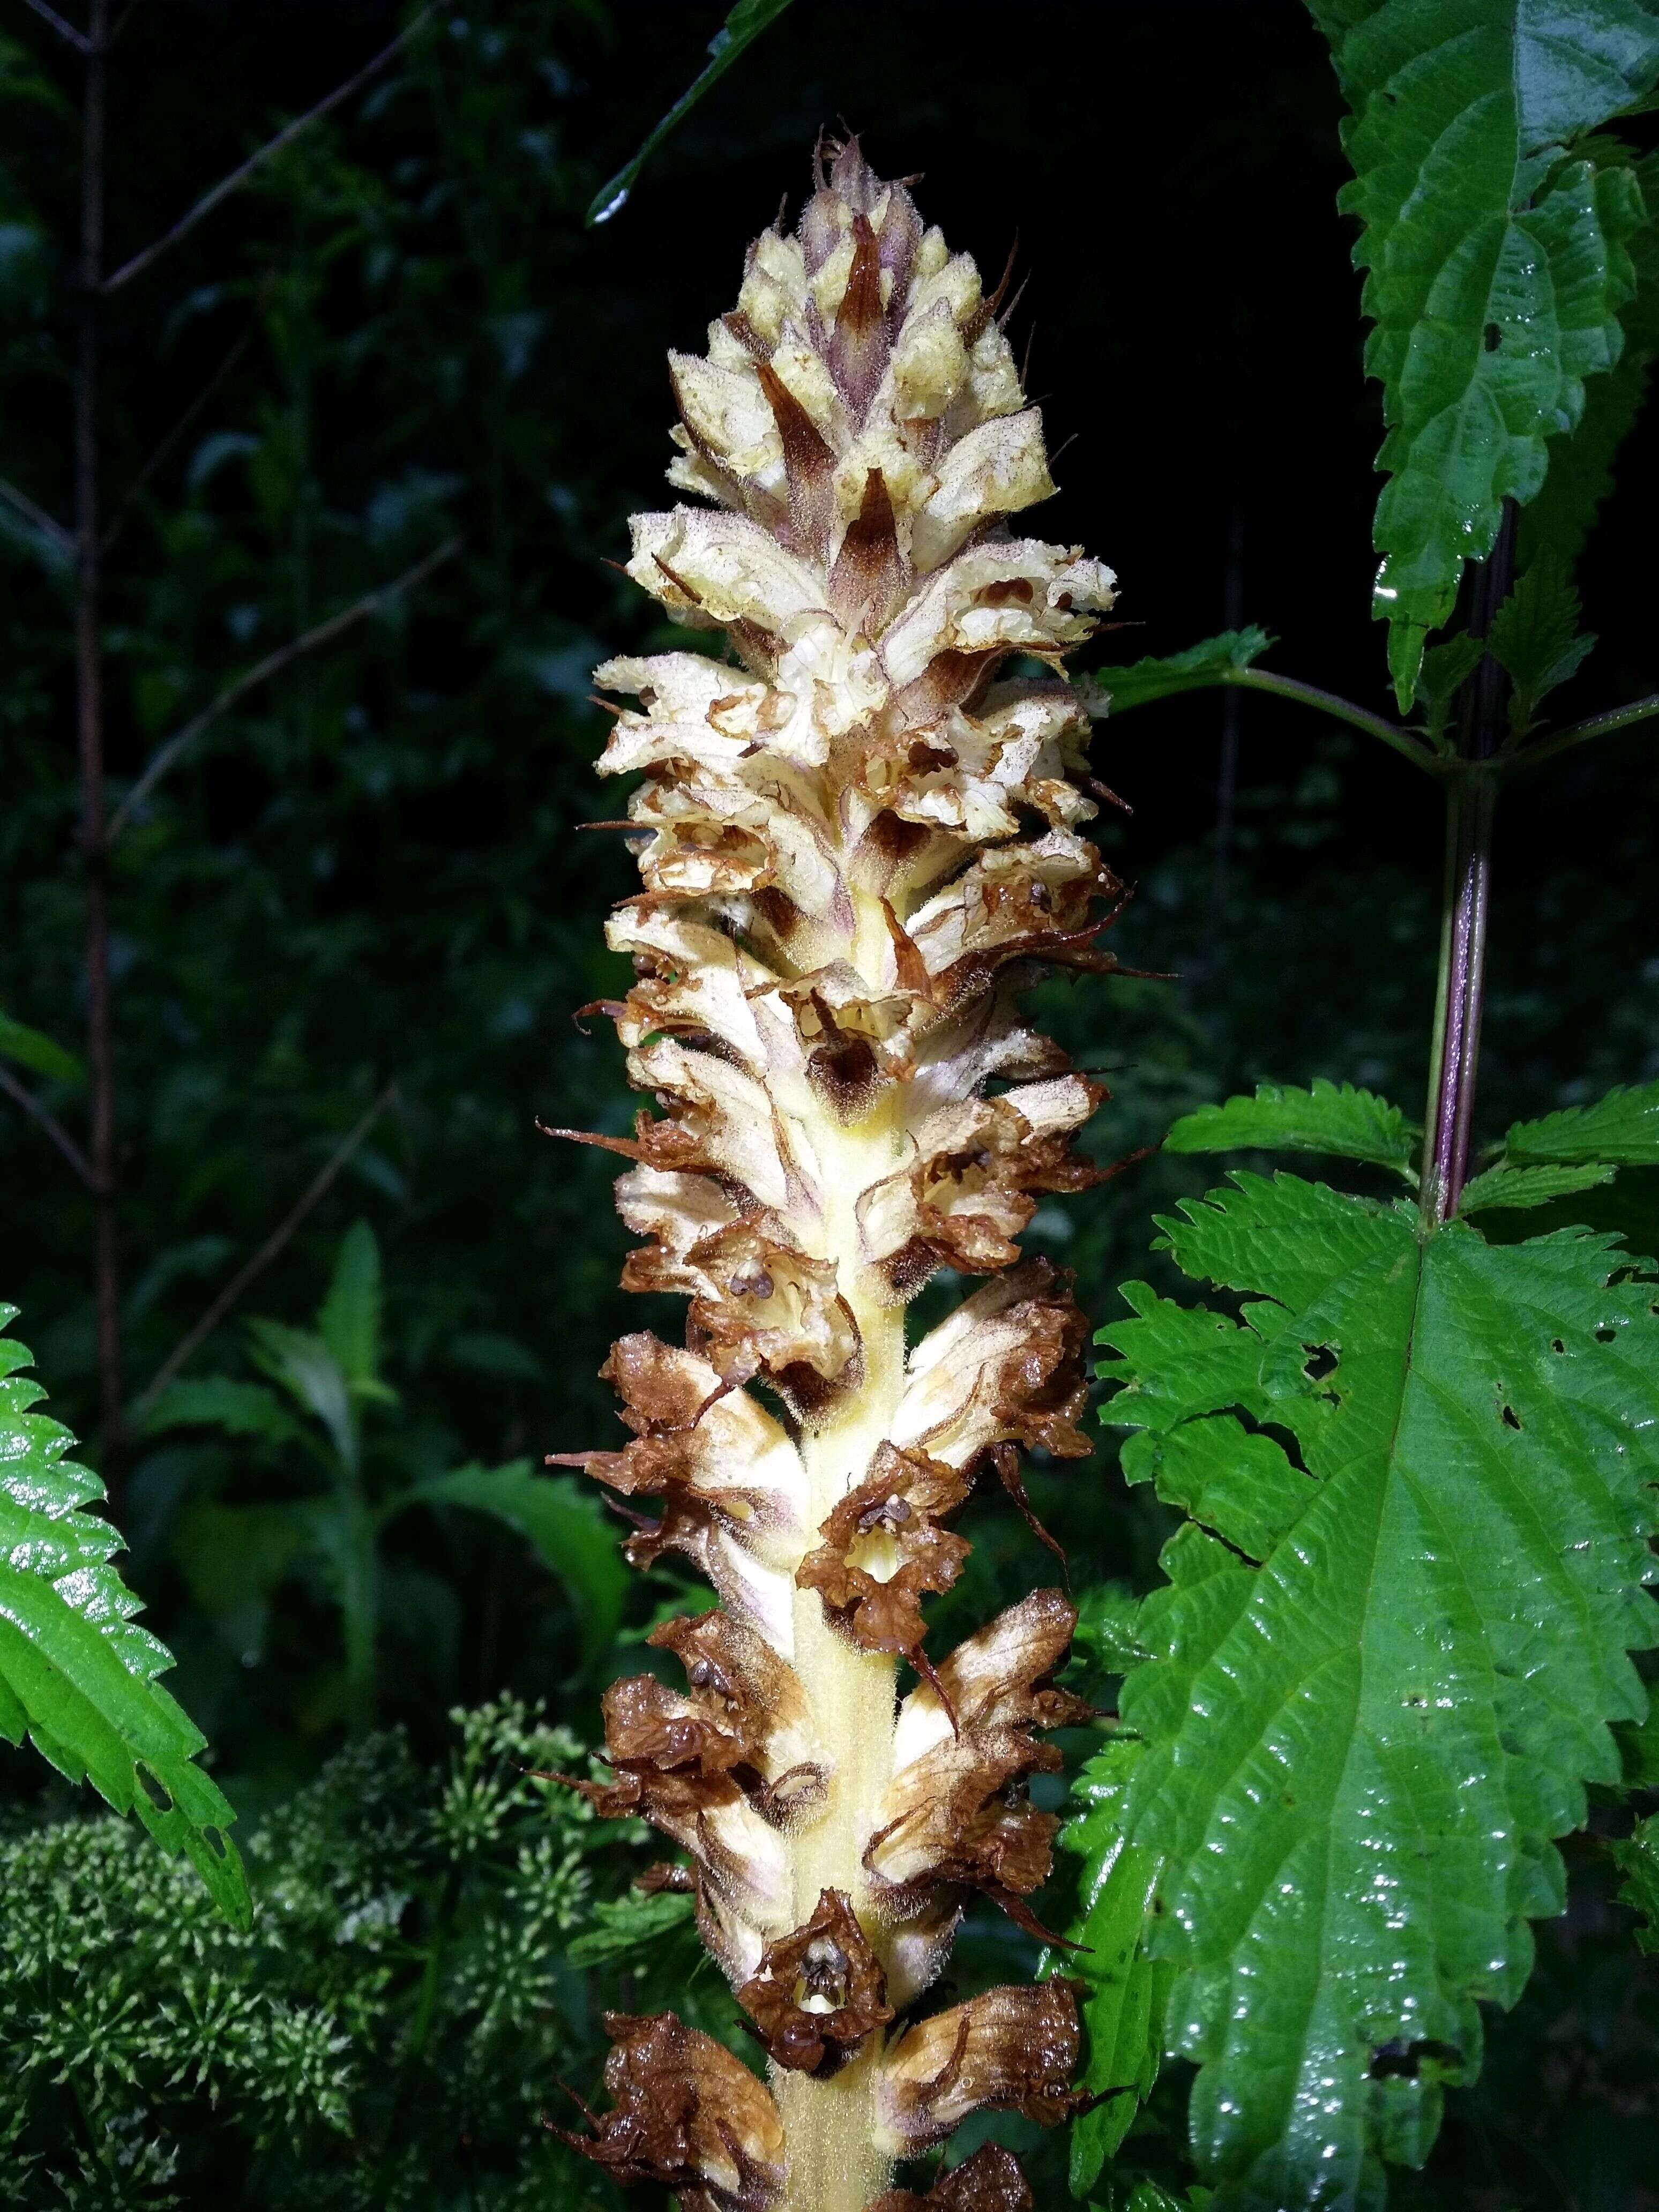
[136,1763,173,1814]
[1595,1326,1617,1343]
[1499,1405,1520,1430]
[1369,2037,1463,2081]
[1483,322,1502,351]
[1551,1339,1566,1354]
[203,1825,229,1860]
[1303,1344,1337,1384]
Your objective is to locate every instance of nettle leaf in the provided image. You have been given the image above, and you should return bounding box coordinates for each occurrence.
[1085,627,1273,715]
[398,1461,629,1661]
[1504,1076,1659,1165]
[317,1220,383,1391]
[0,1308,248,1924]
[1519,147,1659,572]
[1306,0,1659,703]
[0,1008,84,1087]
[1098,1168,1659,2209]
[1055,1737,1171,2197]
[1458,1160,1616,1211]
[1486,559,1597,736]
[1413,632,1485,742]
[1166,1080,1419,1178]
[136,1375,304,1445]
[1609,1813,1659,1951]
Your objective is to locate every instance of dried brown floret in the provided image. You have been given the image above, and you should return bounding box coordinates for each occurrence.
[875,1983,1087,2152]
[600,1673,751,1781]
[796,1444,972,1654]
[558,2009,786,2210]
[648,1607,820,1791]
[866,1592,1091,1910]
[864,2144,1034,2212]
[892,1261,1094,1468]
[736,1888,894,2074]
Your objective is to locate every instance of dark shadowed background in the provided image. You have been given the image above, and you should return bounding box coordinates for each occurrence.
[1,2,1655,2203]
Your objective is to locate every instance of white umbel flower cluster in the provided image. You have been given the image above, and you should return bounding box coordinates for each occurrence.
[552,138,1123,2212]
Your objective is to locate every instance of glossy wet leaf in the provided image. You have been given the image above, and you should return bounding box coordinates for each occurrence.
[1165,1079,1418,1177]
[584,0,797,226]
[1609,1813,1659,1951]
[398,1460,629,1660]
[1504,1076,1659,1165]
[1086,627,1272,715]
[0,1307,248,1924]
[1457,1160,1615,1210]
[1098,1165,1659,2208]
[1518,147,1659,572]
[1306,0,1659,703]
[1053,1737,1170,2197]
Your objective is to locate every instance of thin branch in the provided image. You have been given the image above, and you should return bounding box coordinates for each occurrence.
[0,1063,98,1187]
[0,474,74,556]
[108,536,461,838]
[102,4,441,293]
[1220,666,1440,773]
[101,322,255,555]
[1513,689,1659,771]
[17,0,91,53]
[133,1081,398,1414]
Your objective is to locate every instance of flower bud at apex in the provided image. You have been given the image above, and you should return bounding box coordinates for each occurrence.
[556,133,1124,2212]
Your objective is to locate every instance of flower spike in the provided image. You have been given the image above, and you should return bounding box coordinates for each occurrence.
[557,135,1123,2212]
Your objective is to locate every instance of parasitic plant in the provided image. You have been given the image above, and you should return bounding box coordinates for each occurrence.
[550,138,1124,2212]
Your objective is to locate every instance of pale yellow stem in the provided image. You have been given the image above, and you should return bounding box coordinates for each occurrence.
[776,925,911,2212]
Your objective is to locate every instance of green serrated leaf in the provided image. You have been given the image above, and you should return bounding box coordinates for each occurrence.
[565,1884,697,1963]
[1085,627,1273,715]
[585,0,798,227]
[0,1009,84,1087]
[1616,1699,1659,1787]
[1307,0,1659,702]
[1101,1172,1659,2208]
[398,1462,629,1661]
[1414,633,1485,742]
[1505,1077,1659,1165]
[1072,1582,1154,1679]
[1519,147,1659,572]
[1055,1738,1170,2197]
[0,1314,248,1924]
[136,1376,303,1444]
[317,1221,382,1391]
[248,1319,357,1471]
[1458,1160,1617,1211]
[1165,1080,1419,1178]
[1609,1813,1659,1952]
[1487,559,1597,735]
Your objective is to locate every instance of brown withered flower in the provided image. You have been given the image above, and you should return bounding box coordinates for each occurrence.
[737,1886,895,2073]
[865,2144,1034,2212]
[559,2011,787,2211]
[550,136,1124,2212]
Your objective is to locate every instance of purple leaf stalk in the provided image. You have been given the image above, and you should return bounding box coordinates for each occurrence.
[550,140,1125,2212]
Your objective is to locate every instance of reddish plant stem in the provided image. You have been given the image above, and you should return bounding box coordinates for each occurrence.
[1422,502,1515,1223]
[76,0,122,1454]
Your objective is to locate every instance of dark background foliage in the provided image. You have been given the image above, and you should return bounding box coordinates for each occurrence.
[1,1,1655,2204]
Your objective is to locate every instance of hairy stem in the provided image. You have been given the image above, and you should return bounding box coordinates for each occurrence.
[1421,502,1514,1221]
[780,1012,908,2212]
